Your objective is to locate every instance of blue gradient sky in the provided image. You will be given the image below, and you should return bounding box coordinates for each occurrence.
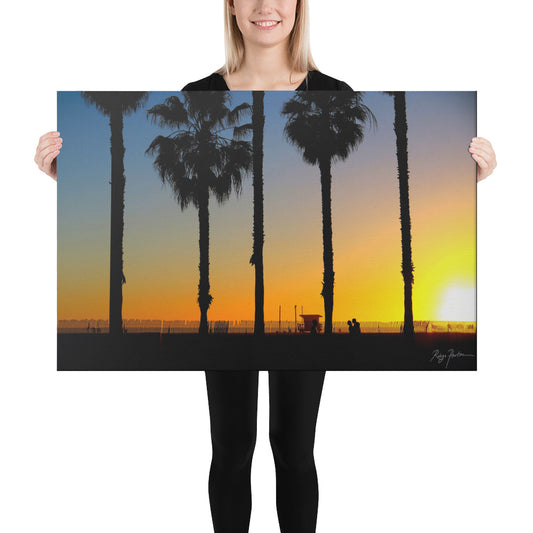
[57,91,476,322]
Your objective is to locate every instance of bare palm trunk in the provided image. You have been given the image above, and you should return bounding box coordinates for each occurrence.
[392,92,415,337]
[319,157,335,335]
[197,186,212,336]
[109,106,125,337]
[252,91,265,336]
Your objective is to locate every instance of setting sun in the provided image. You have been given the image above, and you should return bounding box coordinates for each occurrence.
[436,283,476,321]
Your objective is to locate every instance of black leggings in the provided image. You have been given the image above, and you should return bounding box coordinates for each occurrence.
[205,370,326,533]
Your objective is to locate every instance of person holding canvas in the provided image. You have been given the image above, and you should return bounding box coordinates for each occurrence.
[34,1,497,532]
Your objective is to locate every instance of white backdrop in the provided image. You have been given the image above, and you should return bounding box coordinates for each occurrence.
[1,1,531,532]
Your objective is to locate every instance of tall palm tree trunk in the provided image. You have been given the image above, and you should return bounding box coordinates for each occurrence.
[392,92,415,337]
[197,186,212,336]
[319,157,335,335]
[252,91,265,335]
[109,106,125,337]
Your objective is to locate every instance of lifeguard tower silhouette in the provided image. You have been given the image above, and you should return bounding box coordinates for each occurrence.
[298,314,323,334]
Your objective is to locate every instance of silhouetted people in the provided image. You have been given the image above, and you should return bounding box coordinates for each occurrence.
[349,317,361,336]
[311,319,318,335]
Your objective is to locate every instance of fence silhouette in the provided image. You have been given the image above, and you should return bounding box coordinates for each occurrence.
[58,319,476,334]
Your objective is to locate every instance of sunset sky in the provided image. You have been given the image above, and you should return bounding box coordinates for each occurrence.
[57,91,476,323]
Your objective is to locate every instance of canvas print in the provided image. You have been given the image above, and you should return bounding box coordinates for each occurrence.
[57,90,476,370]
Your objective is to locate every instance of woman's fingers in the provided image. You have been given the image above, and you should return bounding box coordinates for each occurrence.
[471,137,496,161]
[42,149,59,181]
[468,137,497,181]
[37,131,61,154]
[471,152,488,168]
[38,133,62,156]
[470,136,497,182]
[39,130,60,142]
[34,142,58,170]
[39,136,63,158]
[35,131,61,179]
[471,153,488,183]
[39,141,61,160]
[472,136,492,148]
[469,143,491,160]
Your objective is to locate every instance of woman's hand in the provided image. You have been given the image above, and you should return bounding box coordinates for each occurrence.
[469,137,496,182]
[34,131,62,181]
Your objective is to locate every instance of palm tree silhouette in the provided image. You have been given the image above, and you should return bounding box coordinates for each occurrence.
[250,91,266,335]
[281,92,376,335]
[384,91,415,337]
[81,92,149,338]
[204,91,266,336]
[145,92,253,336]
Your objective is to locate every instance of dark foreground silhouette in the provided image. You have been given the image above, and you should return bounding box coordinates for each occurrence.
[58,332,476,371]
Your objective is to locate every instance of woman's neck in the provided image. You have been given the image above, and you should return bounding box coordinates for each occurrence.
[224,41,307,91]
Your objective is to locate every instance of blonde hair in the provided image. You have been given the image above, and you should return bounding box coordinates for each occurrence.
[215,0,319,83]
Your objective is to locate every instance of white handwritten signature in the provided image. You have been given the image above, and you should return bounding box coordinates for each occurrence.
[430,348,475,368]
